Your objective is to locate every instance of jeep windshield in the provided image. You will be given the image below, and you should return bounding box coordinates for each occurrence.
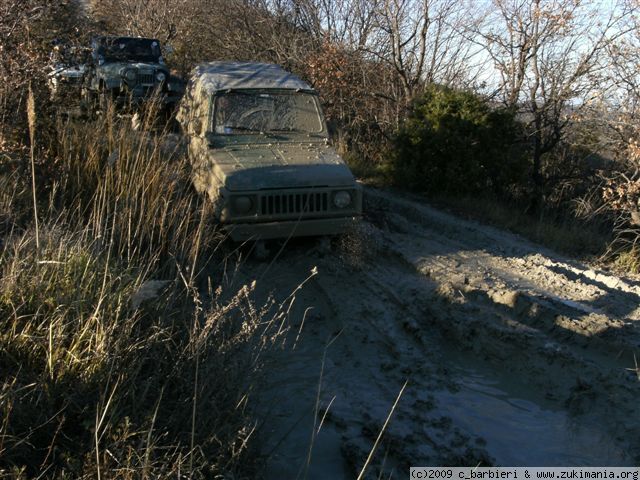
[211,91,325,135]
[97,37,161,63]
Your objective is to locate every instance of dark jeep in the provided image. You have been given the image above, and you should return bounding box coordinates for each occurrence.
[83,36,184,111]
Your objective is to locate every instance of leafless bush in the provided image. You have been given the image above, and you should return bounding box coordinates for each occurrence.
[0,0,91,143]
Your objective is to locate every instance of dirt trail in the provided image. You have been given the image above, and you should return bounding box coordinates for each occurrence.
[230,187,640,478]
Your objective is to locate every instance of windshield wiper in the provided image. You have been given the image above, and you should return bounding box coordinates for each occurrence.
[224,126,264,134]
[269,128,307,133]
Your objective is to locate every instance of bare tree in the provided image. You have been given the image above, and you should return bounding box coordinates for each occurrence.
[368,0,481,99]
[0,0,88,141]
[476,0,626,205]
[596,0,640,250]
[89,0,191,43]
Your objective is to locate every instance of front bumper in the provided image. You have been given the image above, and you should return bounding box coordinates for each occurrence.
[225,216,360,241]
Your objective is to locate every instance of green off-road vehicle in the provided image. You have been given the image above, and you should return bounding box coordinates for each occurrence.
[83,36,184,111]
[177,62,362,241]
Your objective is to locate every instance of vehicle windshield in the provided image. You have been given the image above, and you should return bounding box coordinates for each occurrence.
[97,38,161,63]
[212,91,324,135]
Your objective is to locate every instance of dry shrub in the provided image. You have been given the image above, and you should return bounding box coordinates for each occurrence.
[0,109,285,478]
[0,0,90,144]
[601,171,640,258]
[304,42,397,166]
[596,106,640,263]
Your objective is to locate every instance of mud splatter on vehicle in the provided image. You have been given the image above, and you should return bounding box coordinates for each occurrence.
[177,62,362,241]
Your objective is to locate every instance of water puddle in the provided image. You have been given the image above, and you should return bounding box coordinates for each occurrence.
[432,373,630,466]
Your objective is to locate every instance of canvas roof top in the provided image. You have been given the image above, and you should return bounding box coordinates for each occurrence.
[192,62,313,94]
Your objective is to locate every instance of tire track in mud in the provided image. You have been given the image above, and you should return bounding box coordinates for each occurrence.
[237,187,640,479]
[249,249,494,478]
[364,188,640,461]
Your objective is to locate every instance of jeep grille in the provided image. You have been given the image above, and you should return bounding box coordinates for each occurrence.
[260,192,328,216]
[137,73,155,85]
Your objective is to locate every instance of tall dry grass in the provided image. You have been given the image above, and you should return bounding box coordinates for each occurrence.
[0,106,284,478]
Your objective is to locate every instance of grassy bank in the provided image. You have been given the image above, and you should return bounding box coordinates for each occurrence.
[0,109,281,478]
[429,194,612,260]
[354,162,616,267]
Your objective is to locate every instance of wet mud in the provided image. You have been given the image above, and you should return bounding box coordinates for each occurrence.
[228,187,640,478]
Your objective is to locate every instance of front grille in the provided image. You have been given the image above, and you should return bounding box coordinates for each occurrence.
[260,191,329,216]
[137,73,155,85]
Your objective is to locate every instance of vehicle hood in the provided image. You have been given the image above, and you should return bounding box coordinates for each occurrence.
[206,142,356,191]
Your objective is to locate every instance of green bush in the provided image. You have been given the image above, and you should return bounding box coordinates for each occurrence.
[389,85,526,196]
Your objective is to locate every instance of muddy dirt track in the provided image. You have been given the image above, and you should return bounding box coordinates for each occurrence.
[226,187,640,478]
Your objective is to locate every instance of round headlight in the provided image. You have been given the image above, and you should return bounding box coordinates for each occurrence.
[124,69,137,81]
[156,72,167,82]
[333,191,352,208]
[233,196,252,214]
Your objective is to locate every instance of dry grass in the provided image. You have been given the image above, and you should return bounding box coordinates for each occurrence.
[356,171,615,264]
[613,247,640,275]
[428,194,612,259]
[0,107,283,478]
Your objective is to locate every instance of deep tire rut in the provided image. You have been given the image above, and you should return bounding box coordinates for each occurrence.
[242,187,640,478]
